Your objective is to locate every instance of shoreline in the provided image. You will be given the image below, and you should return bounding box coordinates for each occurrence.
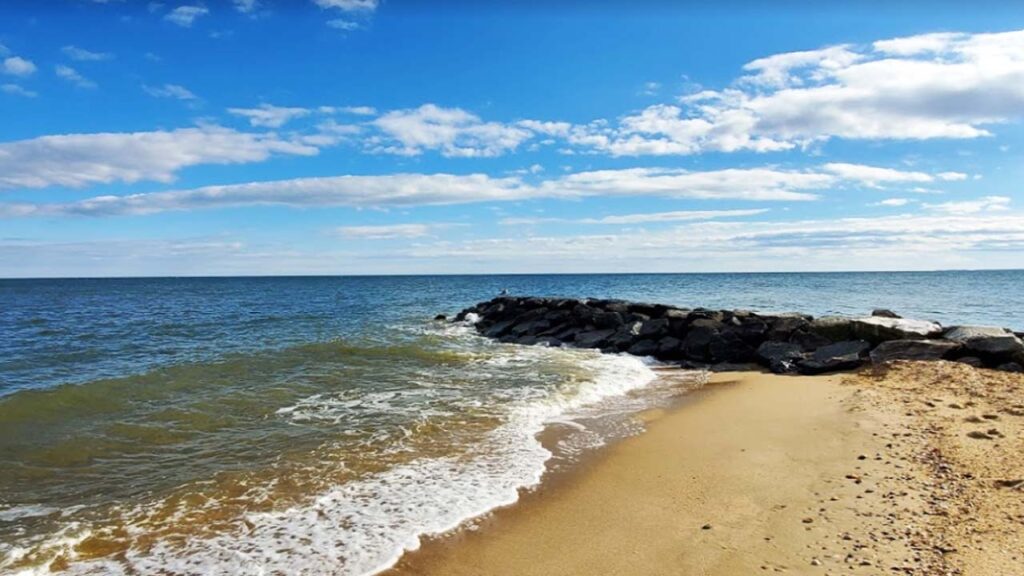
[388,362,1024,575]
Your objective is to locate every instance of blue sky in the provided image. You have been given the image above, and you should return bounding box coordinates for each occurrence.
[2,1,1024,276]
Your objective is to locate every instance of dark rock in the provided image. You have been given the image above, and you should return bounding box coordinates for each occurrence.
[850,317,942,344]
[731,319,769,344]
[709,362,762,372]
[956,356,984,367]
[594,310,626,329]
[483,319,516,338]
[605,321,643,351]
[515,334,539,346]
[572,304,599,326]
[789,329,833,351]
[681,325,718,361]
[638,318,670,340]
[656,336,685,359]
[870,339,961,364]
[943,326,1024,357]
[798,340,870,374]
[810,316,854,342]
[574,328,616,349]
[509,318,551,338]
[997,362,1024,373]
[708,330,755,363]
[755,341,805,374]
[627,339,659,357]
[766,314,812,341]
[434,314,447,321]
[871,308,901,319]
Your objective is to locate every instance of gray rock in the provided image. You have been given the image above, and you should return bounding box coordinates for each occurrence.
[638,318,670,339]
[810,316,854,341]
[709,362,762,372]
[790,329,833,351]
[956,356,985,367]
[656,336,685,359]
[681,325,717,361]
[869,339,961,364]
[799,340,870,374]
[574,328,616,348]
[627,339,659,357]
[756,341,805,374]
[483,319,516,338]
[593,310,625,329]
[850,317,942,343]
[605,321,643,351]
[944,326,1024,357]
[871,308,901,319]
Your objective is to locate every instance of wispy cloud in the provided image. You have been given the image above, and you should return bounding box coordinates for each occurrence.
[335,223,448,239]
[313,0,378,12]
[1,83,36,98]
[143,83,197,100]
[228,104,311,128]
[0,163,961,217]
[55,65,97,89]
[61,45,113,61]
[924,195,1011,215]
[0,126,318,189]
[165,5,209,27]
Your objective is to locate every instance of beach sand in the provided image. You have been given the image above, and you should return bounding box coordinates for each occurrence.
[389,361,1024,576]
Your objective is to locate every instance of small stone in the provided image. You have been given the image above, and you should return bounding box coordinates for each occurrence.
[802,517,814,524]
[701,523,712,530]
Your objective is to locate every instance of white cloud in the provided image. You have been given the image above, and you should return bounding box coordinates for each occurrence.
[0,173,531,217]
[820,163,936,187]
[502,209,769,226]
[1,83,36,98]
[3,56,36,77]
[143,83,197,100]
[165,5,209,27]
[233,0,258,13]
[335,224,437,239]
[925,195,1011,215]
[313,0,378,11]
[567,29,1024,156]
[403,213,1024,272]
[371,104,534,157]
[61,45,113,61]
[0,126,318,190]
[872,198,914,207]
[228,104,311,128]
[327,19,360,30]
[335,105,377,116]
[55,65,97,89]
[0,163,954,217]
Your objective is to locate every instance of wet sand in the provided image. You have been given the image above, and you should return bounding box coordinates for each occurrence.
[389,362,1024,576]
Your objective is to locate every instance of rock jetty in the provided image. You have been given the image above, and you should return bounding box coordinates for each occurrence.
[452,296,1024,374]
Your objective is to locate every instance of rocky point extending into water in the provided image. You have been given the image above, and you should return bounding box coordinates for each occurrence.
[451,296,1024,375]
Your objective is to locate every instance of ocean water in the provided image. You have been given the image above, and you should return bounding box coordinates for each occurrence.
[1,271,1022,575]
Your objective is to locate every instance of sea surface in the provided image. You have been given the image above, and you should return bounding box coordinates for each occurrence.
[1,271,1022,575]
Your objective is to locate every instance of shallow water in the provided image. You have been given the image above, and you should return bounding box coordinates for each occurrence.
[1,272,1021,574]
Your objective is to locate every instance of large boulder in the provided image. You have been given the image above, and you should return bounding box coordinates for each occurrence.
[810,316,854,342]
[850,317,942,344]
[871,308,901,319]
[638,318,670,340]
[627,338,659,357]
[707,330,755,363]
[655,336,685,360]
[593,310,626,330]
[798,340,871,374]
[605,321,643,351]
[943,326,1024,357]
[681,324,718,361]
[869,339,961,364]
[766,314,812,341]
[574,328,616,349]
[755,341,805,374]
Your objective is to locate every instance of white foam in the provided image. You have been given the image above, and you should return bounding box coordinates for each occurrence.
[11,340,661,576]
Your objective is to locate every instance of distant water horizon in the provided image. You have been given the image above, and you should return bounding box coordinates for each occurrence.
[2,270,1022,574]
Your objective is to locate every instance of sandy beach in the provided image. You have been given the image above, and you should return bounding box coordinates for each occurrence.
[390,361,1024,576]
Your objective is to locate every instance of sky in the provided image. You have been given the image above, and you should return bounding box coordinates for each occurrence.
[1,1,1024,277]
